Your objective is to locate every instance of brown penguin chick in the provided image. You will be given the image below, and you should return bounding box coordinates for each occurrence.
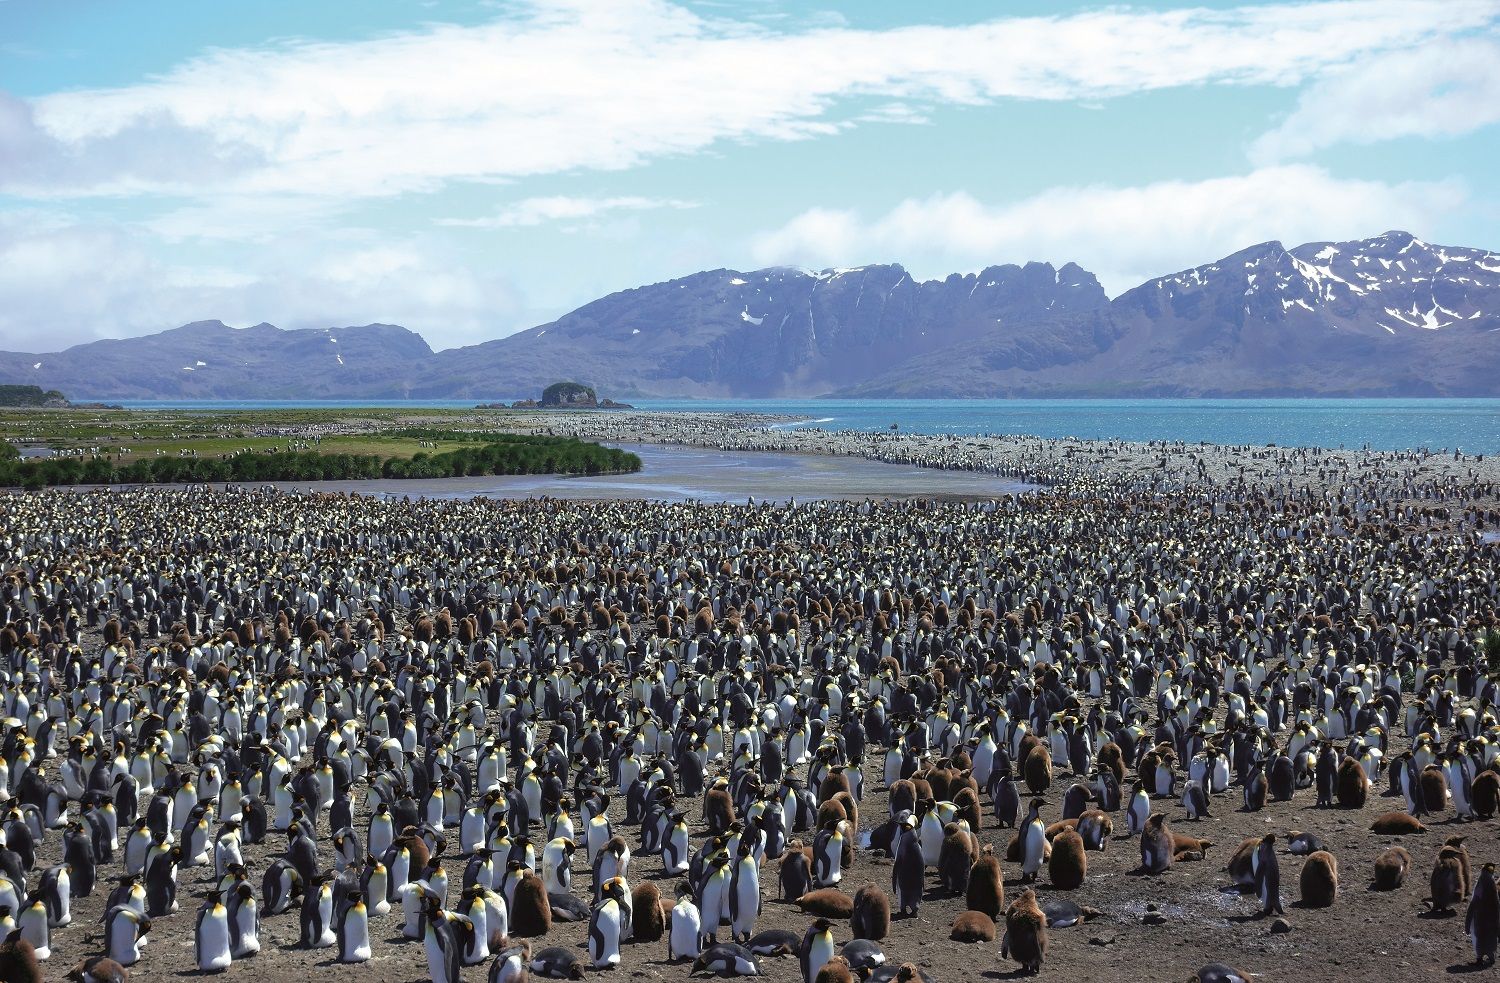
[1096,742,1126,786]
[1044,819,1079,841]
[909,777,934,803]
[831,795,858,868]
[1447,835,1473,889]
[892,963,927,983]
[831,791,859,842]
[1224,837,1260,889]
[1048,828,1087,890]
[1076,810,1114,851]
[1430,838,1472,913]
[1372,846,1411,891]
[887,780,917,817]
[1001,888,1048,974]
[1336,756,1369,809]
[795,888,855,918]
[1299,850,1339,908]
[950,910,997,943]
[938,822,977,894]
[1370,812,1426,835]
[1419,765,1450,815]
[951,769,981,803]
[631,881,664,942]
[951,786,983,830]
[920,767,953,802]
[68,955,129,983]
[780,840,813,900]
[1015,733,1042,770]
[0,935,43,983]
[510,869,553,936]
[398,830,432,874]
[1138,750,1161,795]
[1171,832,1212,861]
[704,786,736,835]
[965,845,1005,919]
[1023,744,1052,794]
[814,955,855,983]
[816,799,848,833]
[850,883,890,941]
[1472,770,1499,819]
[1139,813,1175,874]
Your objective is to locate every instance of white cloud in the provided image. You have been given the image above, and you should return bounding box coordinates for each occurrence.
[142,196,353,242]
[1251,35,1500,162]
[7,0,1496,198]
[0,215,523,352]
[437,195,697,228]
[749,166,1468,294]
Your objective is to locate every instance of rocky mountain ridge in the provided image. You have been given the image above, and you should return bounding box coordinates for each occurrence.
[3,231,1495,398]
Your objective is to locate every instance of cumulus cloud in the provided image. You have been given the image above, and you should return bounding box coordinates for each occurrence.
[1251,35,1500,162]
[3,1,1495,349]
[0,215,524,352]
[437,195,697,228]
[7,0,1496,198]
[749,166,1468,294]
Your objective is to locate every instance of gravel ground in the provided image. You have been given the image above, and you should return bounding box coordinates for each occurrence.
[28,695,1495,983]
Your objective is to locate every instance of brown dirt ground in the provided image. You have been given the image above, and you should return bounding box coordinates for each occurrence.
[32,710,1499,983]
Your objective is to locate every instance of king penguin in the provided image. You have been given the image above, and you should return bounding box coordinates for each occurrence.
[194,890,233,973]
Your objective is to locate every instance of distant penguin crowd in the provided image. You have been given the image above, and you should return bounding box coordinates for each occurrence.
[0,475,1493,980]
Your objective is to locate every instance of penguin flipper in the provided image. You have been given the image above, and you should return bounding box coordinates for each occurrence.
[194,906,206,966]
[445,933,463,983]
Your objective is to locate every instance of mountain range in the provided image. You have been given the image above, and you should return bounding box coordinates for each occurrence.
[4,231,1497,399]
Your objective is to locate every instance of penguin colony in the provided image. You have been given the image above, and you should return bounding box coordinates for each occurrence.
[0,470,1492,982]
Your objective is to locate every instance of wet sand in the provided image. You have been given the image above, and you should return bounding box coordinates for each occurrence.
[492,409,1500,515]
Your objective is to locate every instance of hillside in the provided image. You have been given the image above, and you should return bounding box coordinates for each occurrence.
[2,232,1495,399]
[0,384,68,407]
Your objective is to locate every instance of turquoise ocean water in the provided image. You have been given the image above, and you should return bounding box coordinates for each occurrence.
[108,398,1500,455]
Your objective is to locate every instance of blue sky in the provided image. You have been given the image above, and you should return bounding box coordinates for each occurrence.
[1,0,1497,352]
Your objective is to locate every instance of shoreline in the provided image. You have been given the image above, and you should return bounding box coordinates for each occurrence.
[498,409,1500,510]
[5,407,1499,516]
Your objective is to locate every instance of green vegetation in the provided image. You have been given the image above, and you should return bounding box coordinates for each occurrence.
[0,433,638,488]
[0,406,640,489]
[384,434,638,479]
[0,385,67,407]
